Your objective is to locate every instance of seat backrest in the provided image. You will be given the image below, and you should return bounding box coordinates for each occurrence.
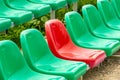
[0,40,26,80]
[111,0,120,18]
[0,0,9,9]
[65,11,89,41]
[82,4,105,31]
[97,0,118,23]
[4,0,29,8]
[45,19,72,55]
[20,29,53,66]
[4,0,26,3]
[0,62,4,80]
[4,0,16,3]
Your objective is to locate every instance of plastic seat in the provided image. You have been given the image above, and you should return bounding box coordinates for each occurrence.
[27,0,67,19]
[0,0,32,25]
[28,0,67,10]
[0,18,11,32]
[111,0,120,19]
[4,0,51,18]
[97,0,120,30]
[45,19,106,68]
[20,29,87,80]
[0,40,66,80]
[64,11,120,56]
[82,4,120,40]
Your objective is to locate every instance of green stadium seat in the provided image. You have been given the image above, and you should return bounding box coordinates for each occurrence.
[82,4,120,40]
[4,0,51,18]
[0,18,12,32]
[97,0,120,30]
[65,11,120,56]
[28,0,67,10]
[28,0,67,19]
[0,40,66,80]
[0,0,32,25]
[20,29,87,80]
[111,0,120,19]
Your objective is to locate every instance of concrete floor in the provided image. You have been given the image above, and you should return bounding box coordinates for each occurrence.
[84,50,120,80]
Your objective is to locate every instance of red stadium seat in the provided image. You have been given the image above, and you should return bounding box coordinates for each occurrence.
[45,19,106,68]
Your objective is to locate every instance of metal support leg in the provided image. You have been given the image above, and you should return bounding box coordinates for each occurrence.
[50,10,55,19]
[73,2,78,11]
[100,62,103,66]
[11,22,14,28]
[97,65,100,71]
[108,55,120,60]
[66,5,69,11]
[106,50,120,60]
[0,30,6,34]
[30,13,35,20]
[87,65,90,70]
[78,76,83,80]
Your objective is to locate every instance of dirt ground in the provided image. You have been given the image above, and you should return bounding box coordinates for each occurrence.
[83,50,120,80]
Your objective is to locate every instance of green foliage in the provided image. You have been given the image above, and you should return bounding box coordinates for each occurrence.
[0,0,96,47]
[78,0,96,13]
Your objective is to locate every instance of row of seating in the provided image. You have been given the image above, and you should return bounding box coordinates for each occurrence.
[0,0,78,32]
[65,11,120,57]
[1,0,120,80]
[0,29,88,80]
